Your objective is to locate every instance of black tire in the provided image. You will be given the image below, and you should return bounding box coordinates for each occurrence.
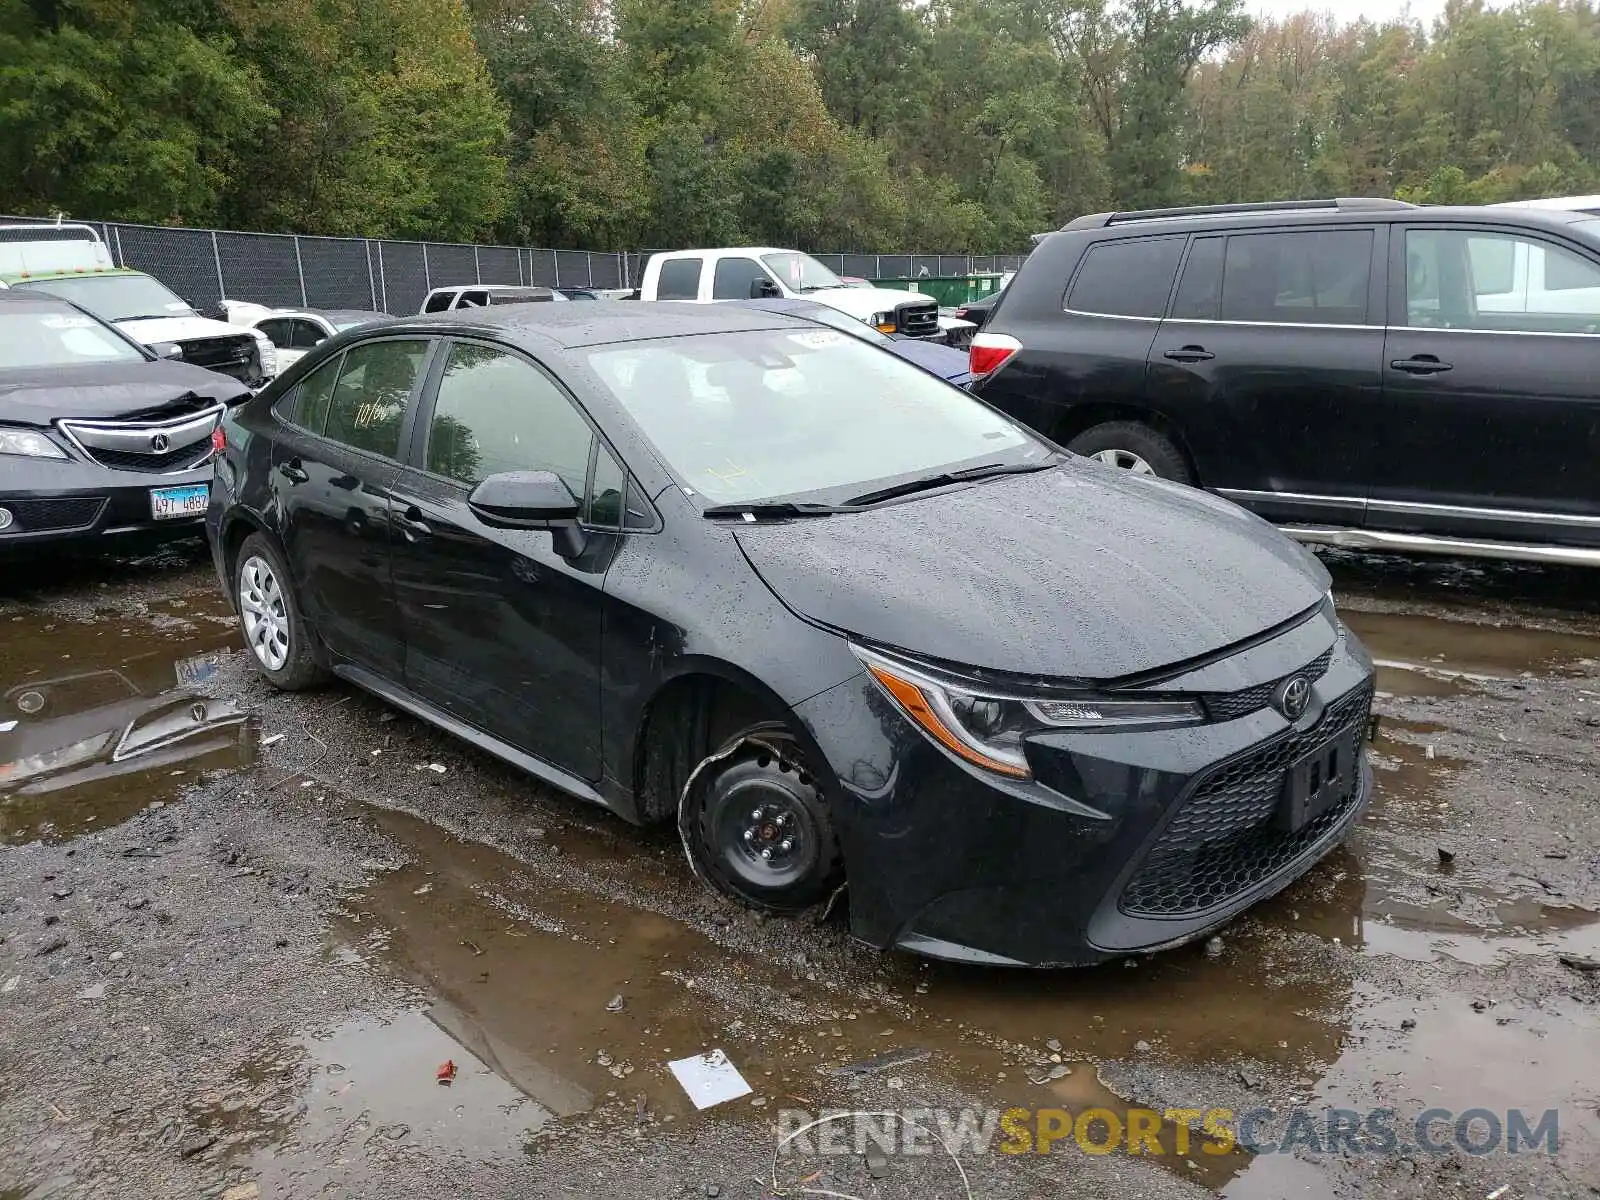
[679,724,843,915]
[1066,421,1193,484]
[234,532,328,691]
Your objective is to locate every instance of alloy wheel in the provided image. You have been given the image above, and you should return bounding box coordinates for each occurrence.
[238,555,291,672]
[1091,448,1157,474]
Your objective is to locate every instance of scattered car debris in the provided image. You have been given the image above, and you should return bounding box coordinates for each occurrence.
[834,1047,931,1077]
[606,994,626,1012]
[435,1060,456,1086]
[668,1049,751,1110]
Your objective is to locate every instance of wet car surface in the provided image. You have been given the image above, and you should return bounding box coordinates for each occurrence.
[1,545,1598,1199]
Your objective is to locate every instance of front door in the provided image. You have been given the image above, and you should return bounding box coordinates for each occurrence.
[271,338,432,676]
[388,340,610,779]
[1148,227,1387,526]
[1376,224,1600,546]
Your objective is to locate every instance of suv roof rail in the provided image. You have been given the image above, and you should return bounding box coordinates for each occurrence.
[1061,197,1416,232]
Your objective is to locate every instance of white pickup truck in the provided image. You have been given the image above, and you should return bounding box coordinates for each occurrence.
[636,247,966,342]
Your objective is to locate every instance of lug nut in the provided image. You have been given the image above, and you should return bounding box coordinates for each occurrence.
[775,813,789,827]
[743,829,755,842]
[780,838,794,852]
[761,847,774,860]
[750,808,763,821]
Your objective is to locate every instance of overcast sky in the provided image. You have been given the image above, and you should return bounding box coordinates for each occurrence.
[1245,0,1497,26]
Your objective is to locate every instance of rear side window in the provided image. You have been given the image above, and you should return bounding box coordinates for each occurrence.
[323,339,428,458]
[1067,237,1185,319]
[711,258,770,300]
[657,258,703,301]
[283,354,342,432]
[1219,230,1373,325]
[1171,237,1226,320]
[422,291,454,313]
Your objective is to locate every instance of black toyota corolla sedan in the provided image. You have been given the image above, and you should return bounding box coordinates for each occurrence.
[0,291,250,556]
[206,302,1375,967]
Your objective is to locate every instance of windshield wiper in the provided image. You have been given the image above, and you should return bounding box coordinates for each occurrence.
[114,313,184,323]
[702,501,853,521]
[843,459,1059,508]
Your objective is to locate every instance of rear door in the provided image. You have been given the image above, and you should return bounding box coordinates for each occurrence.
[1376,224,1600,546]
[1149,226,1387,526]
[388,339,618,779]
[271,337,433,676]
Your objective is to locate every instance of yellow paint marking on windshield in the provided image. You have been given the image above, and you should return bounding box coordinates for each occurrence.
[702,460,757,490]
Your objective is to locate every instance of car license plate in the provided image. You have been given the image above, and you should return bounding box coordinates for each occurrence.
[1277,728,1358,832]
[150,483,210,520]
[174,651,221,687]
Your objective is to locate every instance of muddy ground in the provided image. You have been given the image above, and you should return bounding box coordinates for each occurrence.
[1,542,1597,1200]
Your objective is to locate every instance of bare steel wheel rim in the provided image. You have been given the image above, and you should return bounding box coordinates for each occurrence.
[1092,448,1156,475]
[239,555,291,672]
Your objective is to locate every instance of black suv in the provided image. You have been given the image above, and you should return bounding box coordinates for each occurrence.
[971,198,1600,567]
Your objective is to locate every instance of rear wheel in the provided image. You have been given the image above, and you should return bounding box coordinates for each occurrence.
[235,532,327,691]
[1066,421,1192,484]
[679,724,842,915]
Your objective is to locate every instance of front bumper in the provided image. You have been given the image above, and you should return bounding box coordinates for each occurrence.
[793,623,1376,967]
[0,459,213,555]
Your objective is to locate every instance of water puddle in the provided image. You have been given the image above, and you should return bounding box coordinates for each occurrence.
[0,596,254,842]
[1340,608,1600,695]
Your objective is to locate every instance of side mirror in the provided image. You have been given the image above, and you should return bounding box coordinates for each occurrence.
[152,342,184,360]
[467,470,586,556]
[749,277,782,299]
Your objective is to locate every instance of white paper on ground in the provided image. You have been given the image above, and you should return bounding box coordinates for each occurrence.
[667,1049,753,1110]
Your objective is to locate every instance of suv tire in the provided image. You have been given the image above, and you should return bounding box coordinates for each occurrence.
[235,532,328,691]
[1067,422,1193,484]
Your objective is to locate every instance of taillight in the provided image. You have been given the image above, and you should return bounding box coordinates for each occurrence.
[968,333,1021,380]
[211,425,226,454]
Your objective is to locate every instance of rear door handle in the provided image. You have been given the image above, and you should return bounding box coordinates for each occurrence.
[1391,355,1453,375]
[278,459,309,484]
[396,505,431,542]
[1163,346,1215,363]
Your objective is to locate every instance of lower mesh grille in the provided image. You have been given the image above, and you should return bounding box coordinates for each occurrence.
[2,497,107,532]
[1120,683,1374,917]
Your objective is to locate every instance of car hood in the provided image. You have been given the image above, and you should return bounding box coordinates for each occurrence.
[117,314,259,344]
[805,288,934,320]
[887,338,973,383]
[733,464,1330,682]
[0,360,249,426]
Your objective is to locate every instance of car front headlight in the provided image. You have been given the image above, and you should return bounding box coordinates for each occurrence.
[250,330,277,377]
[855,646,1204,779]
[868,311,898,334]
[0,429,68,459]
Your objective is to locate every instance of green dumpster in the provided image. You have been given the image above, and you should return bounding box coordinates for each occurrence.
[866,273,1008,308]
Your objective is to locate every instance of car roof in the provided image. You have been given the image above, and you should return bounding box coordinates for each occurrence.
[388,299,811,348]
[265,308,388,322]
[1,267,147,285]
[652,247,792,259]
[0,289,84,313]
[1048,201,1598,243]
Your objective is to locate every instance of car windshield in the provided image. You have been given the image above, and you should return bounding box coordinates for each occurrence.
[760,253,846,293]
[793,305,893,346]
[581,328,1044,506]
[0,309,145,369]
[17,275,196,322]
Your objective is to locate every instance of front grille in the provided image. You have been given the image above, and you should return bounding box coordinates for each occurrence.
[91,439,212,473]
[1,497,106,532]
[177,334,260,383]
[1200,649,1333,721]
[896,301,939,338]
[1120,682,1374,917]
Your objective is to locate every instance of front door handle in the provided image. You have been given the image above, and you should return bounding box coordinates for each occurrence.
[1391,355,1453,375]
[396,505,432,542]
[278,458,309,484]
[1163,346,1215,363]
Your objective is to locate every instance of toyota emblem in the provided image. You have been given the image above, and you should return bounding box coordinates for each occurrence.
[1274,675,1313,720]
[150,433,171,453]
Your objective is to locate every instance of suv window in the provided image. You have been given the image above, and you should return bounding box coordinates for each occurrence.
[656,258,703,301]
[289,319,326,349]
[1067,237,1184,319]
[323,339,428,458]
[1405,228,1600,333]
[424,343,593,499]
[1217,230,1372,326]
[256,318,293,349]
[712,257,771,301]
[422,291,455,313]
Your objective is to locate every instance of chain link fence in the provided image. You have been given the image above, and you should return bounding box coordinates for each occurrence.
[2,215,1028,316]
